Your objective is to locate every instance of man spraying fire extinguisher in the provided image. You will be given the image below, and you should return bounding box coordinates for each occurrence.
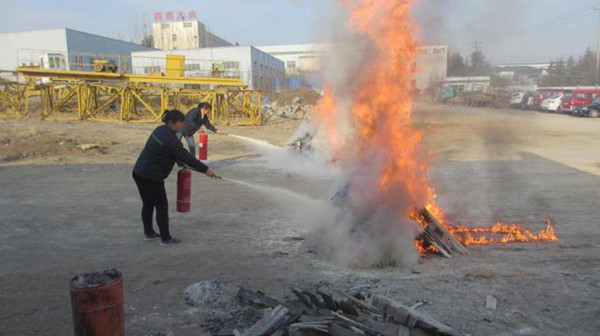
[133,109,219,246]
[177,102,225,156]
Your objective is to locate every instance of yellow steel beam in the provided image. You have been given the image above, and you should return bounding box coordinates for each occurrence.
[16,67,246,87]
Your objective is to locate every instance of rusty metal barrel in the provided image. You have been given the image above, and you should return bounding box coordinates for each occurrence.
[70,269,124,336]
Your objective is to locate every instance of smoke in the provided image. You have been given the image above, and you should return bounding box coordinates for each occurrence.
[229,133,339,178]
[223,176,419,267]
[412,0,535,59]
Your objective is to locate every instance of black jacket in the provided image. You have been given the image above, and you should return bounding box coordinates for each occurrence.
[133,125,208,182]
[181,108,218,136]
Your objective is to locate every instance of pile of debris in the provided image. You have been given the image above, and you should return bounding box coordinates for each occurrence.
[263,97,314,122]
[445,91,510,109]
[220,285,465,336]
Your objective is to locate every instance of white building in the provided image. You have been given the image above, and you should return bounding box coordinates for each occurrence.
[256,43,447,91]
[131,46,285,92]
[153,20,232,50]
[256,43,327,75]
[0,28,154,79]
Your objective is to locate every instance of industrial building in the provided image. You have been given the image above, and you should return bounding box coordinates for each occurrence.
[152,20,233,50]
[256,43,326,75]
[131,46,285,92]
[256,43,448,91]
[0,28,153,80]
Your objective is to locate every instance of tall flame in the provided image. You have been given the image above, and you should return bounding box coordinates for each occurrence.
[315,0,431,210]
[312,0,558,261]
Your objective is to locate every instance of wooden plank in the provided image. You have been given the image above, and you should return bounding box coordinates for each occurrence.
[333,288,379,313]
[338,300,359,316]
[303,291,326,309]
[372,295,465,336]
[421,208,469,255]
[299,314,335,323]
[422,230,452,258]
[329,323,361,336]
[237,288,285,309]
[397,325,410,336]
[317,289,338,311]
[292,287,313,308]
[330,311,379,335]
[241,305,290,336]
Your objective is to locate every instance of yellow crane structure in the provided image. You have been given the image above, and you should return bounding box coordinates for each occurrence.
[0,55,263,125]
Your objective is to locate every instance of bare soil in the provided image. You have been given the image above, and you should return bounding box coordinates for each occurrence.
[1,102,599,336]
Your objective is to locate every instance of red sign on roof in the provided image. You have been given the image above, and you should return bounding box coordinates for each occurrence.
[166,11,174,21]
[188,10,197,19]
[178,11,185,20]
[154,12,162,21]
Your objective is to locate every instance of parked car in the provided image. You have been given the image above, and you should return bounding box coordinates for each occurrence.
[560,89,600,113]
[541,94,564,112]
[532,88,562,110]
[573,98,600,118]
[510,92,525,107]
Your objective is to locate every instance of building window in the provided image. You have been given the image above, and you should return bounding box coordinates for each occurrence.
[144,66,161,74]
[286,61,296,69]
[161,23,170,29]
[224,61,239,69]
[183,22,192,28]
[77,55,84,68]
[185,63,201,71]
[172,34,177,42]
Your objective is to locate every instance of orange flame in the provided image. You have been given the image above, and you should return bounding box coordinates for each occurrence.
[452,218,558,246]
[314,0,558,258]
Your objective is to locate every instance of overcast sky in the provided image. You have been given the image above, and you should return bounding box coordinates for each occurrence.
[1,0,598,65]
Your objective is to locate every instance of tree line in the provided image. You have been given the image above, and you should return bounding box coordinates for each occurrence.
[447,48,597,87]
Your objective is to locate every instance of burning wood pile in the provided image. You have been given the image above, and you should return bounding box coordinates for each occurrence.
[231,286,464,336]
[411,208,469,258]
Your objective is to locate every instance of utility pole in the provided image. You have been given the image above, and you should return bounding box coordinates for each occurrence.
[473,40,481,53]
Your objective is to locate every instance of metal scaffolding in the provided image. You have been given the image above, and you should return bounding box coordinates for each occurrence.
[0,60,262,126]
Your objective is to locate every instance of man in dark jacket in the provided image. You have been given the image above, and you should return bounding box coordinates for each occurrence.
[178,102,224,156]
[133,109,218,245]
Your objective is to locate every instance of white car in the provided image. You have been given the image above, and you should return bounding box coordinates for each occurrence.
[541,94,564,112]
[509,92,525,106]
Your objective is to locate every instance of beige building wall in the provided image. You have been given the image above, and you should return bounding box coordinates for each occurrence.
[153,21,232,50]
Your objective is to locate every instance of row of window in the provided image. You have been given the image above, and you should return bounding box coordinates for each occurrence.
[143,66,161,74]
[161,23,194,29]
[253,61,284,76]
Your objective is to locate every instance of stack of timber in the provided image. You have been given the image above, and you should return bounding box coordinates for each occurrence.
[412,208,469,258]
[227,287,465,336]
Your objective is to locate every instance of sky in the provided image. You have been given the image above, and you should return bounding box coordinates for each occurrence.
[0,0,598,65]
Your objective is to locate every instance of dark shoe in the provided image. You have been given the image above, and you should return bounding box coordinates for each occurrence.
[160,238,182,246]
[143,233,161,241]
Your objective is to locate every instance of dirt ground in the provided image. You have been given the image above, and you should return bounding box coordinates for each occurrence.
[1,103,599,336]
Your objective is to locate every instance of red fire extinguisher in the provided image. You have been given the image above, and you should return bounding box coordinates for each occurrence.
[176,168,192,213]
[198,133,208,160]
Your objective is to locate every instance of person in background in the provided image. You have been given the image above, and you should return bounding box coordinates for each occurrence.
[133,109,218,246]
[178,102,225,156]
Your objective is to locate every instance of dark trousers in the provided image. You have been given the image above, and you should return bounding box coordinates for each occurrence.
[132,173,171,241]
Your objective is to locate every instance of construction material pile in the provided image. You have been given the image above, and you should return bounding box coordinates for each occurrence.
[446,91,510,109]
[219,285,464,336]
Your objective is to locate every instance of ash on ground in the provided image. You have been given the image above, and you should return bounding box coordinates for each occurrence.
[70,268,121,288]
[184,280,262,333]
